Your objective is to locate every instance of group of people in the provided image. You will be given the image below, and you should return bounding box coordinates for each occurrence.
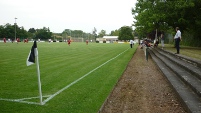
[138,27,181,54]
[1,27,181,53]
[24,39,29,43]
[3,38,20,43]
[159,27,182,54]
[67,39,89,46]
[152,27,182,54]
[46,39,89,46]
[140,39,152,49]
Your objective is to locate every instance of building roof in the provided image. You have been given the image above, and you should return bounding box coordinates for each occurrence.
[103,36,118,39]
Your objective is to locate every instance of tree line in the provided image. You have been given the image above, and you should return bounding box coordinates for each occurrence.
[0,23,134,41]
[0,23,52,40]
[132,0,201,47]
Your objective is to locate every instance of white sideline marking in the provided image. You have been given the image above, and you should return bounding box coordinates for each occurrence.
[0,48,129,105]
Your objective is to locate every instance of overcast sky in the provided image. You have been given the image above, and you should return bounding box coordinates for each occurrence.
[0,0,137,34]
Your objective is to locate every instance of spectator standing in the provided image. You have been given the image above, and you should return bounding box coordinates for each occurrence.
[161,33,165,49]
[130,40,134,48]
[154,38,159,48]
[174,27,182,54]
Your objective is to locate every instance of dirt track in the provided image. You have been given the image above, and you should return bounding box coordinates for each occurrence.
[99,46,187,113]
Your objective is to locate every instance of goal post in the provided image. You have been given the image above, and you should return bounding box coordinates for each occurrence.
[71,38,84,42]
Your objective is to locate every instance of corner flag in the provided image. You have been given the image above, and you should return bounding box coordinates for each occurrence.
[26,41,43,105]
[26,41,38,66]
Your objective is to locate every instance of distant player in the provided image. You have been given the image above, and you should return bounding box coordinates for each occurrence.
[3,38,6,43]
[24,39,27,43]
[67,39,71,46]
[49,39,51,43]
[86,40,88,45]
[16,38,20,44]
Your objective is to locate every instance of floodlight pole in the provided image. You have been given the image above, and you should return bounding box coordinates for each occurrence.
[14,17,17,42]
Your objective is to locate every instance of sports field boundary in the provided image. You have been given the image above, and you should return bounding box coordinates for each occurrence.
[0,48,129,105]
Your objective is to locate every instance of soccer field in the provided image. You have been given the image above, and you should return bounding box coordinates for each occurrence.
[0,42,137,113]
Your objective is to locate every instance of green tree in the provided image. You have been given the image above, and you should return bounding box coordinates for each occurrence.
[35,27,52,40]
[17,27,28,39]
[28,28,36,39]
[0,23,30,40]
[62,29,71,39]
[28,28,36,33]
[0,25,6,38]
[72,30,83,38]
[98,30,106,38]
[92,27,97,39]
[118,26,134,40]
[132,0,194,39]
[2,24,15,38]
[62,29,84,38]
[110,29,119,36]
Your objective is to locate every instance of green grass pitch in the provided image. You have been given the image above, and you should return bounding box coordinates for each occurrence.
[0,42,137,113]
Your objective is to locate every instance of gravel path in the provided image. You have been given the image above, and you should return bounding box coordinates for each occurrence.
[99,46,187,113]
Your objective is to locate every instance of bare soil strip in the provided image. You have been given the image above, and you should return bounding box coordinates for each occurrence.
[99,46,187,113]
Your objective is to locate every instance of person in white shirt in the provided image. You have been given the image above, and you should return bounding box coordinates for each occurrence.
[161,33,165,49]
[174,27,182,54]
[130,40,134,48]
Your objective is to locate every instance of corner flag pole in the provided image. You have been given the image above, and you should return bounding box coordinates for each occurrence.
[35,49,43,105]
[27,41,43,105]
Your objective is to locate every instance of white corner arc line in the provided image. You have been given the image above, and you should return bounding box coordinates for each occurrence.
[43,48,129,104]
[0,98,41,105]
[0,95,52,105]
